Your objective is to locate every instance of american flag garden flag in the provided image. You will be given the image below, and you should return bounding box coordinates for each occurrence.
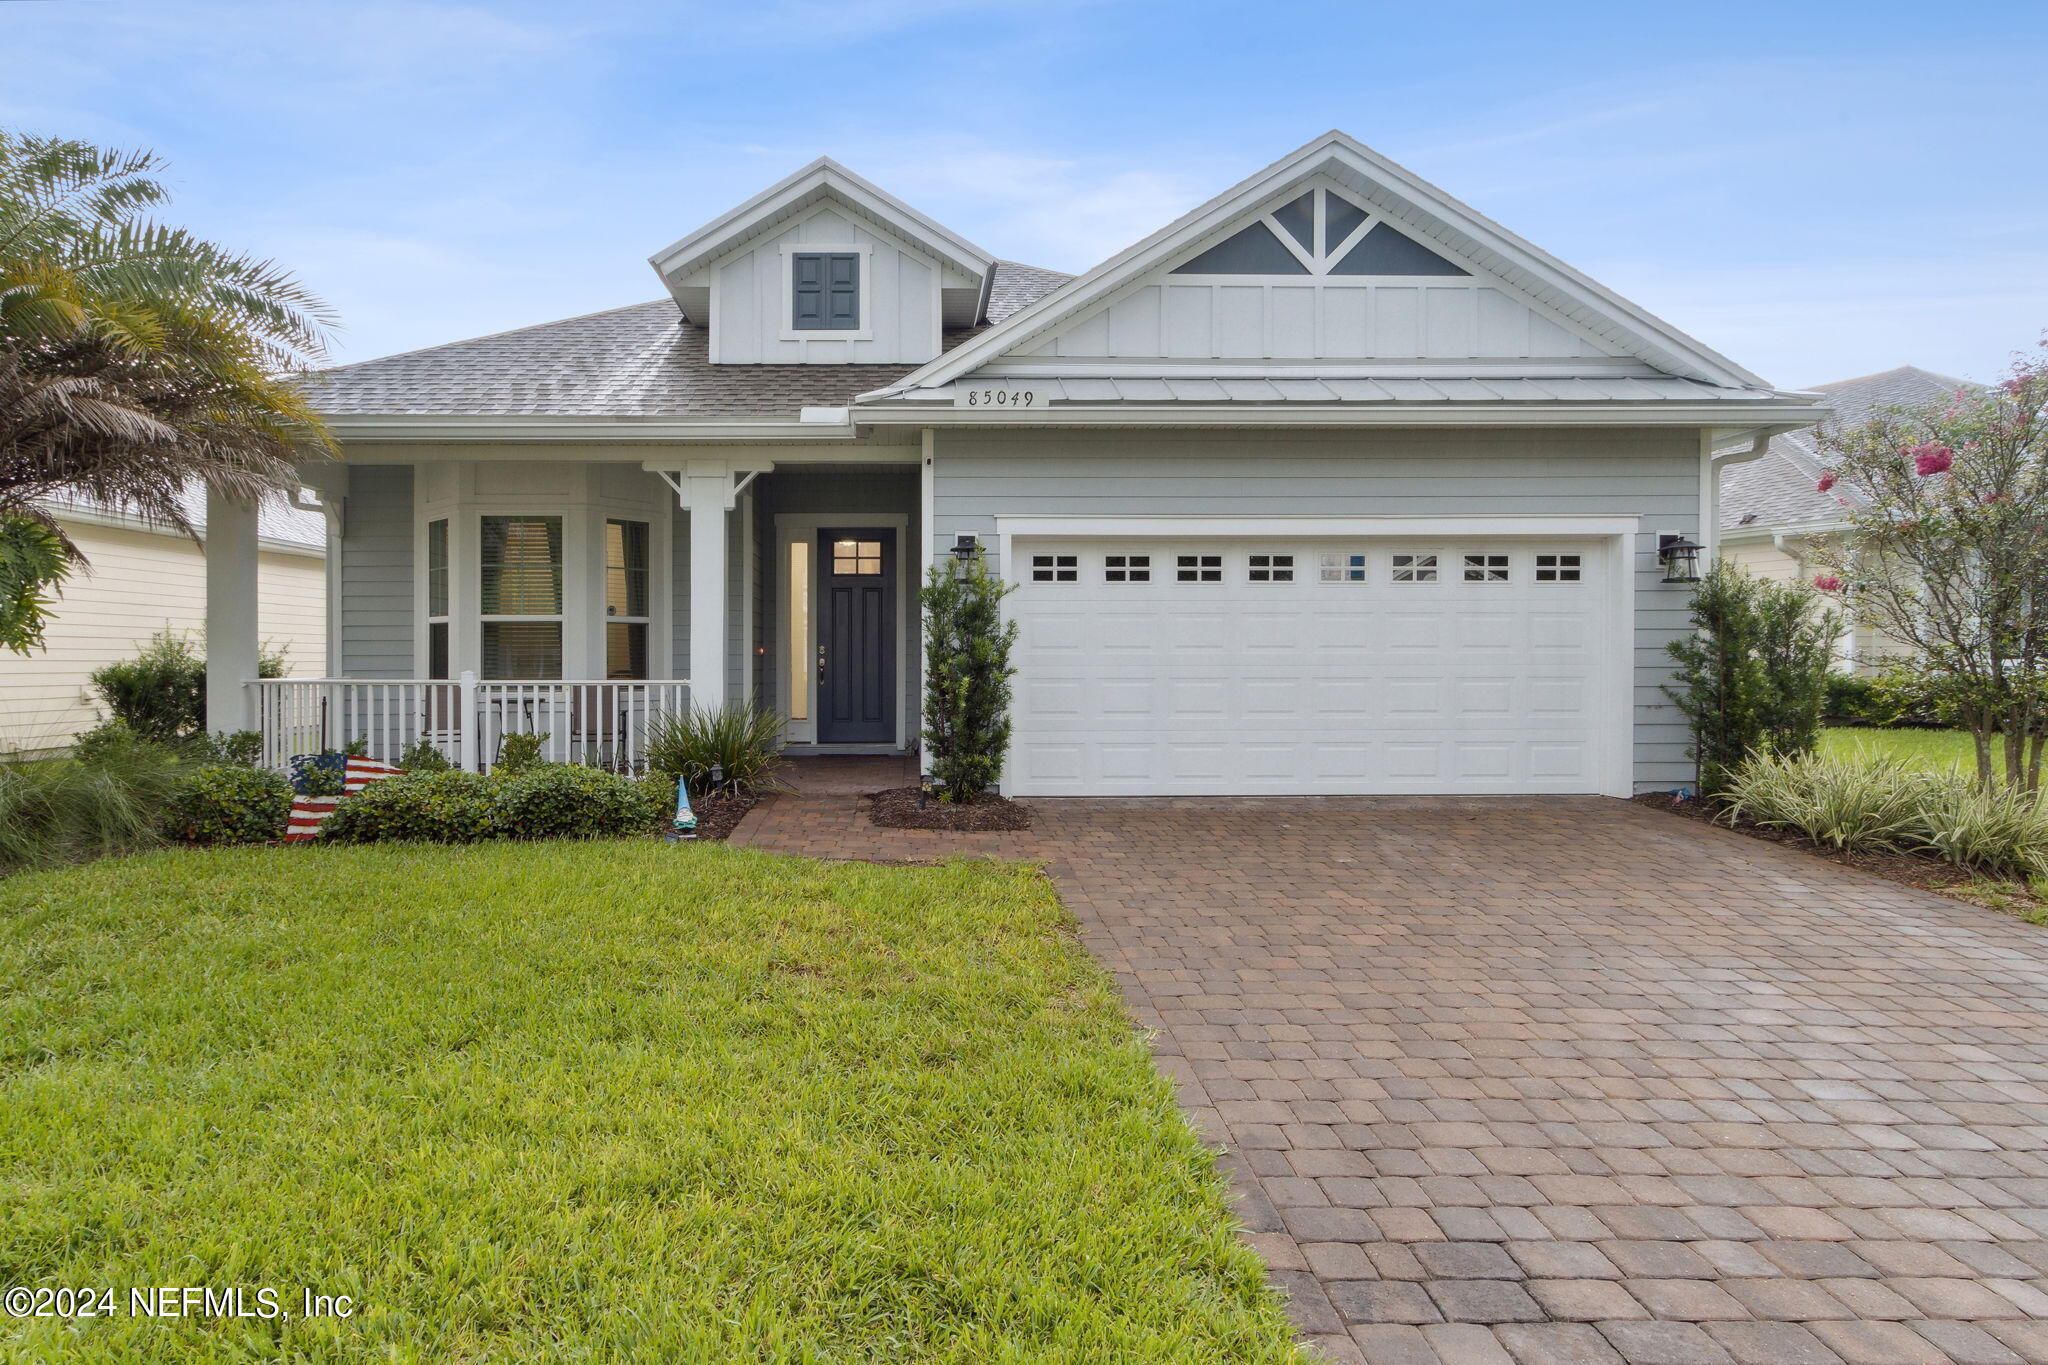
[283,757,406,841]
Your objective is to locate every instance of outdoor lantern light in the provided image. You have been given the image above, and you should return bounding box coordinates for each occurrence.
[918,770,935,809]
[1657,534,1704,584]
[950,534,979,564]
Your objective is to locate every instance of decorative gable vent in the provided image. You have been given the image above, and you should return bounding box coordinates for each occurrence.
[1171,187,1467,278]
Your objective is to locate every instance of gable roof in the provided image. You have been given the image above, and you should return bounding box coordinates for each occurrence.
[647,157,996,298]
[866,130,1791,403]
[1721,365,1977,534]
[303,268,1070,419]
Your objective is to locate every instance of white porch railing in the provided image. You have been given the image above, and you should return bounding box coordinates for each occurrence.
[247,674,692,775]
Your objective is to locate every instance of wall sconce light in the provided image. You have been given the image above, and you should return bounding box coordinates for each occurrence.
[1657,534,1704,584]
[950,534,979,563]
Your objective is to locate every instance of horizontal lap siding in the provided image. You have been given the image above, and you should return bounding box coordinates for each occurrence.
[337,465,413,678]
[931,427,1700,791]
[0,524,326,754]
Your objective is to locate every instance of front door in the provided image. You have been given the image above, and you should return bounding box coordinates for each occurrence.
[817,529,896,743]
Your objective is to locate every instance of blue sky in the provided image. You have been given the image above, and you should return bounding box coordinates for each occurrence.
[5,0,2044,387]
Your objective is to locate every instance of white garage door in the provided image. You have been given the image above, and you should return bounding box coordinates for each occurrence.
[1007,538,1620,796]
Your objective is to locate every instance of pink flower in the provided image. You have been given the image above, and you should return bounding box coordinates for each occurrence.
[1815,471,1837,492]
[1812,574,1844,592]
[1910,443,1953,477]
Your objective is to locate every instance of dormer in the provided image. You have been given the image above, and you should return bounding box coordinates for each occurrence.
[648,158,995,365]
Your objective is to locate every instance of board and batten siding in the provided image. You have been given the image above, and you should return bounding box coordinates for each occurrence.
[930,427,1702,791]
[1025,279,1627,363]
[336,464,414,678]
[0,520,325,754]
[706,207,965,365]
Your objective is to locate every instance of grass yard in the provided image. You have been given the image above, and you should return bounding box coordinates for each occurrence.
[0,843,1305,1363]
[1821,724,2006,775]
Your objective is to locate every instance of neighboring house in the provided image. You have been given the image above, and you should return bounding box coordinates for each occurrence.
[1719,365,1976,670]
[0,489,326,755]
[206,131,1826,796]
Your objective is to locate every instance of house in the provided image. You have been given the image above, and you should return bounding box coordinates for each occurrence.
[206,131,1827,796]
[1719,365,1975,670]
[0,488,325,756]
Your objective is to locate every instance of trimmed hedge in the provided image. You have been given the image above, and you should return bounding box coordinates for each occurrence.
[495,764,667,840]
[162,765,292,846]
[321,765,663,845]
[322,771,502,844]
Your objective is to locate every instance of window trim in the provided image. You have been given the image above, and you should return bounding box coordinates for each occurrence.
[779,243,875,342]
[479,513,567,680]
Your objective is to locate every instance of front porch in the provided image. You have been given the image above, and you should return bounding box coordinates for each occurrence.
[203,458,926,771]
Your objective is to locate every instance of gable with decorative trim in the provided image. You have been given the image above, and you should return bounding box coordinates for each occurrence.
[1019,178,1626,364]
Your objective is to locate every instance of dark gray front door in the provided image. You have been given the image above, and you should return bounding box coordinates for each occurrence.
[817,528,895,744]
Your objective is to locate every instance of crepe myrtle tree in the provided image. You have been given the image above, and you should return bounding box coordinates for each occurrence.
[1808,341,2048,791]
[919,552,1017,802]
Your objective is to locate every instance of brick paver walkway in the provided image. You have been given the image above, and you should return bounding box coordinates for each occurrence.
[735,764,2048,1364]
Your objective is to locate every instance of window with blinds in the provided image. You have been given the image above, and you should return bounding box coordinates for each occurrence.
[605,519,649,680]
[480,515,563,678]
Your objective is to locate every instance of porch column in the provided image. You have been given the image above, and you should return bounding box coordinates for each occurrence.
[683,471,729,712]
[204,486,260,734]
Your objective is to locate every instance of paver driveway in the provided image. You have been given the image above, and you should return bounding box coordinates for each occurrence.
[737,772,2048,1364]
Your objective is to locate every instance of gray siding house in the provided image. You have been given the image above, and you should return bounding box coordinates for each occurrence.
[207,132,1824,796]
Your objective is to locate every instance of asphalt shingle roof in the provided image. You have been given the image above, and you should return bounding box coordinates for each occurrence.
[46,484,325,551]
[308,262,1072,419]
[1720,365,1977,533]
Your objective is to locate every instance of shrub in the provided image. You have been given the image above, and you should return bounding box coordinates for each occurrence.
[161,764,291,846]
[188,729,264,766]
[1824,675,1885,725]
[494,731,548,774]
[1911,776,2048,878]
[322,771,502,844]
[644,705,785,797]
[1722,751,1926,852]
[86,630,290,743]
[398,740,453,773]
[1663,565,1838,796]
[88,631,206,744]
[0,748,185,869]
[71,718,184,766]
[920,557,1018,801]
[494,764,666,840]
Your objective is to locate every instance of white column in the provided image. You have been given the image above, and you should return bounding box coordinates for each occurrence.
[204,487,261,734]
[684,471,729,712]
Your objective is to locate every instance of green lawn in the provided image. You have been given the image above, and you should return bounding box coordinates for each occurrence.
[0,842,1305,1363]
[1821,724,2006,775]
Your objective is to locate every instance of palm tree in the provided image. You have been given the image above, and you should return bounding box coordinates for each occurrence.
[0,130,337,650]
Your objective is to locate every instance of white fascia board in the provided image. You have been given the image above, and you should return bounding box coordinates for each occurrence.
[975,358,1675,380]
[1721,520,1851,544]
[874,130,1778,398]
[853,401,1834,428]
[996,513,1639,539]
[647,157,994,289]
[324,414,859,443]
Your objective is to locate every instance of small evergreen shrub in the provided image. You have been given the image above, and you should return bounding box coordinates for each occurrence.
[397,740,453,773]
[162,765,291,846]
[494,764,666,839]
[322,771,503,844]
[71,718,183,766]
[1663,565,1838,797]
[643,705,785,797]
[494,731,548,773]
[189,730,264,766]
[920,558,1018,801]
[87,630,288,744]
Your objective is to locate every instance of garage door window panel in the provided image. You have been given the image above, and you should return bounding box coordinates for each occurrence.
[1176,554,1223,583]
[1463,554,1511,583]
[1104,554,1151,583]
[1247,553,1295,583]
[1030,554,1078,583]
[1320,551,1368,583]
[1535,553,1583,583]
[1392,553,1438,584]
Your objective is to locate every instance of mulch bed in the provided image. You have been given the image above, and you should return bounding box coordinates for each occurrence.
[1630,791,2042,913]
[677,792,758,843]
[868,786,1032,832]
